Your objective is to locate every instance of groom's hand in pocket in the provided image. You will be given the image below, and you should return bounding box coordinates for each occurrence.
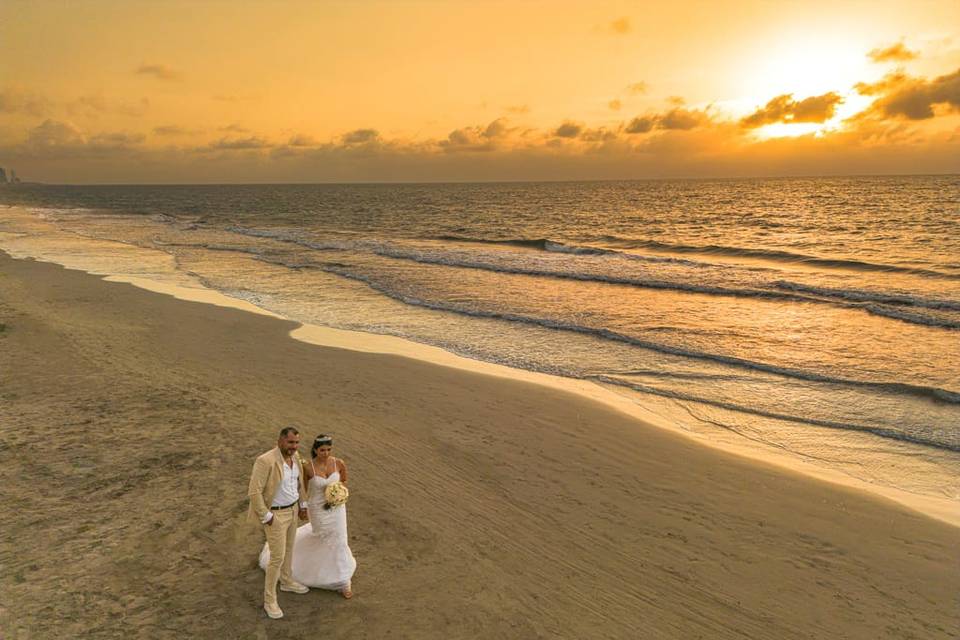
[298,508,308,521]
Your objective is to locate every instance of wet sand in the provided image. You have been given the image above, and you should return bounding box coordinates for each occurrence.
[0,252,957,639]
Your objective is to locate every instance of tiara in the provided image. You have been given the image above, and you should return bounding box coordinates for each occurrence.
[314,436,333,445]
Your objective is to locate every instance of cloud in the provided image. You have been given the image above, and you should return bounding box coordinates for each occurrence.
[27,119,86,147]
[220,123,250,133]
[553,121,583,138]
[855,70,911,96]
[153,125,198,136]
[90,131,145,146]
[0,87,51,116]
[483,118,510,138]
[625,116,656,134]
[505,104,530,115]
[858,67,960,120]
[579,127,619,143]
[342,128,380,144]
[7,111,959,184]
[609,17,631,35]
[659,107,711,130]
[68,94,149,118]
[740,92,843,127]
[207,136,271,150]
[625,82,648,95]
[868,42,918,63]
[441,127,494,152]
[135,63,182,81]
[608,99,622,111]
[288,134,320,147]
[625,107,712,134]
[13,120,145,162]
[438,119,514,152]
[790,94,845,122]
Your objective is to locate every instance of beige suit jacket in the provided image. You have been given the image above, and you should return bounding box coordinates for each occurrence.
[247,447,308,524]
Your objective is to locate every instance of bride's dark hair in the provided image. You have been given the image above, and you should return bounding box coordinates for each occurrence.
[311,434,333,458]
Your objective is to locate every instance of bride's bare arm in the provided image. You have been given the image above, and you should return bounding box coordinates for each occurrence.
[337,458,348,484]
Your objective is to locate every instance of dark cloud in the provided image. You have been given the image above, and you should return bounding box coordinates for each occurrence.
[27,119,86,147]
[860,68,960,120]
[505,104,530,115]
[69,95,149,118]
[441,127,494,152]
[0,87,51,116]
[8,113,960,184]
[342,128,380,144]
[438,119,515,153]
[135,63,182,81]
[579,127,619,143]
[90,132,145,145]
[658,107,711,130]
[14,120,144,161]
[625,116,656,134]
[288,134,320,147]
[741,92,843,127]
[868,42,918,63]
[609,17,631,35]
[483,118,510,138]
[208,136,271,150]
[153,125,198,136]
[553,122,583,138]
[625,108,711,134]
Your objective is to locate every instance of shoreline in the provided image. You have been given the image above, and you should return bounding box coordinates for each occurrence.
[1,250,958,638]
[6,246,955,529]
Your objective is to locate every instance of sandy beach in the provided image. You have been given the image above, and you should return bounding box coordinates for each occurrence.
[1,251,958,639]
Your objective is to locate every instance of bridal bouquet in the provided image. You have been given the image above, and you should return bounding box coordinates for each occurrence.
[323,481,349,510]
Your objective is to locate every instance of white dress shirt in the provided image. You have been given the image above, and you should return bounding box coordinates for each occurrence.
[262,457,304,523]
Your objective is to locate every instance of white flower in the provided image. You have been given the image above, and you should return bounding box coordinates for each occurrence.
[324,481,349,509]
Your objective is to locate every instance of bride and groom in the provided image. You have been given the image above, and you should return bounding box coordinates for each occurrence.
[247,426,356,619]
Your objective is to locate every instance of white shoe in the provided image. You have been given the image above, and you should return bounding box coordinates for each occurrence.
[280,581,309,594]
[264,603,283,619]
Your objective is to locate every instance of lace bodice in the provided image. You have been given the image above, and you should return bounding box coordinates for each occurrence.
[307,469,340,507]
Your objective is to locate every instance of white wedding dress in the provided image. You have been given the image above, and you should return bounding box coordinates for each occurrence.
[259,469,356,591]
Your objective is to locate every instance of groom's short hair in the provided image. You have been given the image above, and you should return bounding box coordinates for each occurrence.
[279,426,300,438]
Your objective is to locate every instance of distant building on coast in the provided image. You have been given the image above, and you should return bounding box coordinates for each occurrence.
[0,167,22,184]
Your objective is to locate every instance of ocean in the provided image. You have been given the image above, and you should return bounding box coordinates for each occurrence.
[1,176,958,505]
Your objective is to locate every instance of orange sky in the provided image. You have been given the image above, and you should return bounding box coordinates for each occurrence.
[1,0,958,183]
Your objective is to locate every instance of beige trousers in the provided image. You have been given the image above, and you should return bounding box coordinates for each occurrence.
[262,507,299,607]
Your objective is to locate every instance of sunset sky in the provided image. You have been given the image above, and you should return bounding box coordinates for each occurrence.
[1,0,959,183]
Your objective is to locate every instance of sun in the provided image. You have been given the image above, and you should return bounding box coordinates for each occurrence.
[732,32,882,139]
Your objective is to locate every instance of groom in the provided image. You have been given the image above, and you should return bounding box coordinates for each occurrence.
[248,426,311,619]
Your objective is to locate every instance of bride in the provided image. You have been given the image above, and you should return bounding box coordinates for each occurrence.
[259,434,356,598]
